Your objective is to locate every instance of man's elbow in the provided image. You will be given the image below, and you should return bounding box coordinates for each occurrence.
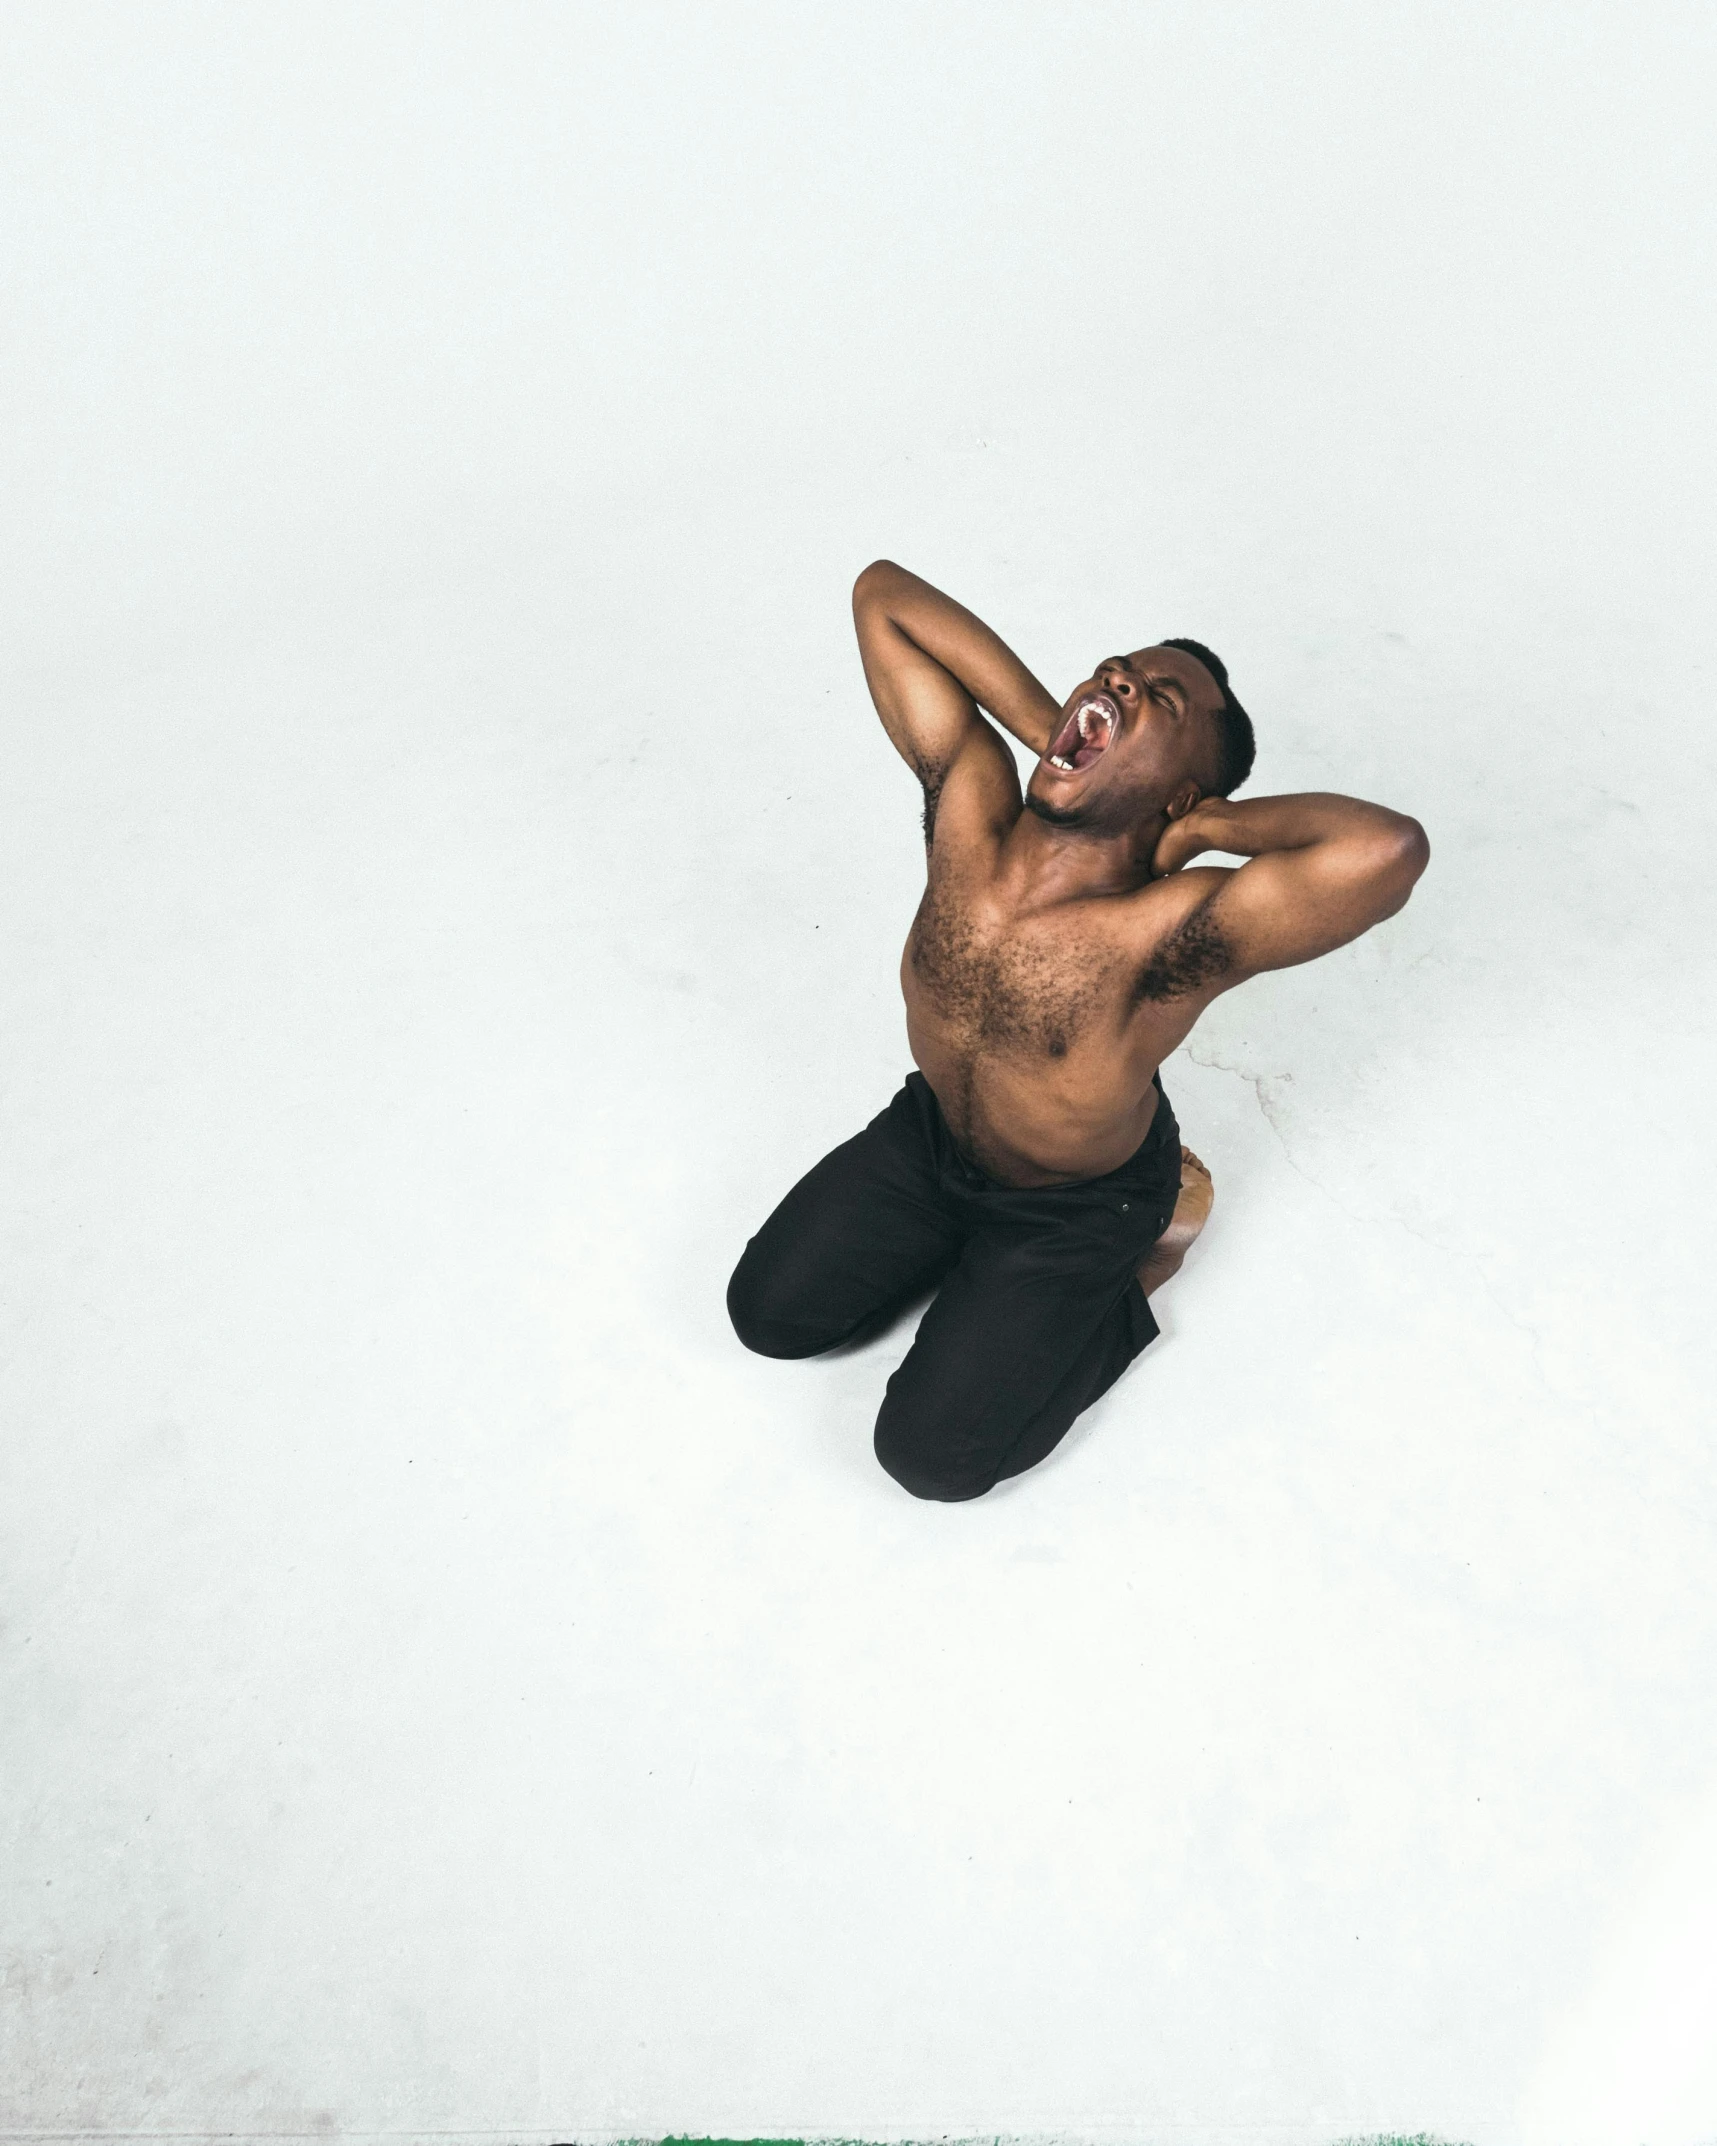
[853,558,903,611]
[1397,815,1431,884]
[1369,816,1430,918]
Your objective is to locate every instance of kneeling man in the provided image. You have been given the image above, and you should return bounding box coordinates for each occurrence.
[728,562,1430,1500]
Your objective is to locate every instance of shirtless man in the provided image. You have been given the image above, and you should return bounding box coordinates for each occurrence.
[727,561,1429,1501]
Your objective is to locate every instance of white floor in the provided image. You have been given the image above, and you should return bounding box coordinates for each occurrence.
[4,6,1716,2141]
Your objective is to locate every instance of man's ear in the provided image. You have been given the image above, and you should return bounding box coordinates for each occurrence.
[1165,782,1203,821]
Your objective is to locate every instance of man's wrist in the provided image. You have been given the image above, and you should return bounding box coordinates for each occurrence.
[1189,797,1256,855]
[1186,800,1234,849]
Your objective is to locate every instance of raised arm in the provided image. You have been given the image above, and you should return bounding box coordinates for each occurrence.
[1152,791,1430,975]
[852,560,1064,779]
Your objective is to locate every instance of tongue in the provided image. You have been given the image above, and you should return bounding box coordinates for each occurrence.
[1051,714,1098,764]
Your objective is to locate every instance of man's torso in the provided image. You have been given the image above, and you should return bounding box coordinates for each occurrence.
[901,837,1233,1187]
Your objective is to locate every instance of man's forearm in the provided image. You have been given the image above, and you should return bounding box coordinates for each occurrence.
[1183,791,1425,860]
[854,561,1062,754]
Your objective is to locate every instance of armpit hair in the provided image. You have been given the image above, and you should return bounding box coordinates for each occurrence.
[919,767,945,847]
[1134,897,1233,1003]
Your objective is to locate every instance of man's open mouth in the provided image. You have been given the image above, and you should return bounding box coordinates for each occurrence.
[1044,693,1118,773]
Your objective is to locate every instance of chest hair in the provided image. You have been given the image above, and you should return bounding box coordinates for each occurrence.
[908,879,1119,1060]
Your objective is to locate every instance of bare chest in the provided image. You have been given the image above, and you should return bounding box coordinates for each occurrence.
[904,881,1125,1061]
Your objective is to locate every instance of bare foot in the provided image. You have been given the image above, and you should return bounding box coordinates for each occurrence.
[1137,1147,1215,1299]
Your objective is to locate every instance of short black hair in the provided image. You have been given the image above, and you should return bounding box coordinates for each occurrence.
[1160,637,1255,796]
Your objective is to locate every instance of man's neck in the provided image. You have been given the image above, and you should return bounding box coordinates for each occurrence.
[1006,803,1165,903]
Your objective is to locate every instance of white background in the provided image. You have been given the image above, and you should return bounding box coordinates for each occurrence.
[3,4,1715,2140]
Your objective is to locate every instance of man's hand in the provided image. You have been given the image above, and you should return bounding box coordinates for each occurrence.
[1149,804,1225,879]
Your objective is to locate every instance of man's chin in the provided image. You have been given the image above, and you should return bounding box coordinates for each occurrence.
[1023,785,1089,826]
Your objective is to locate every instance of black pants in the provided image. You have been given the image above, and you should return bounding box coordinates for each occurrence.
[727,1070,1184,1501]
